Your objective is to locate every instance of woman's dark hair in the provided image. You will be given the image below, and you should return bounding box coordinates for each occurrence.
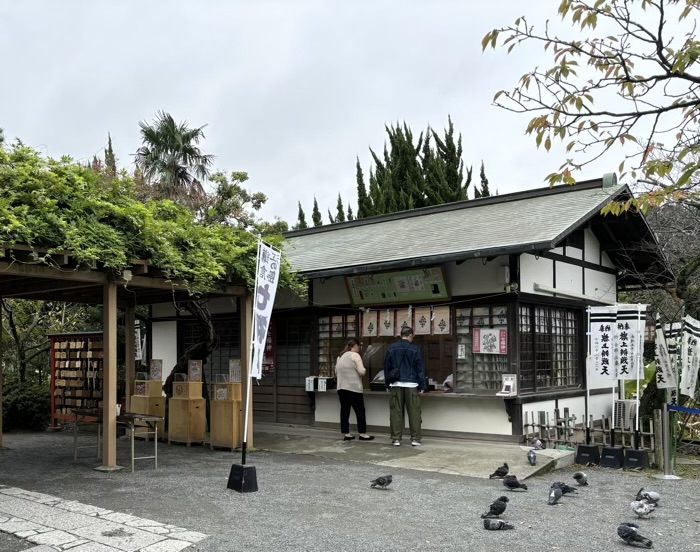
[339,337,361,357]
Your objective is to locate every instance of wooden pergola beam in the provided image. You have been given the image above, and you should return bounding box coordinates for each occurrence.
[0,261,106,283]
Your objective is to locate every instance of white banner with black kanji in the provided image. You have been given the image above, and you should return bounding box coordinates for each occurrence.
[588,306,618,388]
[680,314,700,397]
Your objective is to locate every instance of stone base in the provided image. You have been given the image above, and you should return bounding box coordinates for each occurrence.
[227,464,258,493]
[575,444,600,465]
[93,464,125,472]
[600,446,624,469]
[624,448,649,470]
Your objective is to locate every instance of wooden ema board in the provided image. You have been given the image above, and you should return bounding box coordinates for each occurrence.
[167,397,205,446]
[210,399,243,450]
[130,395,166,439]
[133,380,163,397]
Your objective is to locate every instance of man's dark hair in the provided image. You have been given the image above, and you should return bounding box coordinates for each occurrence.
[400,326,413,337]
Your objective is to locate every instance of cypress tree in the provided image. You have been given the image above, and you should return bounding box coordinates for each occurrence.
[479,161,491,197]
[335,194,345,222]
[347,205,354,221]
[312,197,322,226]
[356,158,370,218]
[294,201,308,229]
[105,133,117,177]
[327,209,335,224]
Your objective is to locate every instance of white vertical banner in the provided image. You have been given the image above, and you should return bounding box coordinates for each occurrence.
[655,316,676,389]
[250,239,281,379]
[588,306,618,387]
[614,305,647,380]
[680,314,700,397]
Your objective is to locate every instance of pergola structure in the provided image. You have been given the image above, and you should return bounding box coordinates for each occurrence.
[0,244,253,470]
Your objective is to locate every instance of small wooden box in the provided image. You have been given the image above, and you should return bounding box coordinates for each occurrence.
[130,395,166,439]
[210,399,242,449]
[134,380,163,397]
[213,382,242,401]
[173,381,202,399]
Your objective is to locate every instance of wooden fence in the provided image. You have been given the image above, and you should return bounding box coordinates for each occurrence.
[523,407,663,468]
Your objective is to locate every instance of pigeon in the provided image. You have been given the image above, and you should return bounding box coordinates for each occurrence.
[480,496,509,518]
[503,474,528,491]
[573,471,588,486]
[530,438,545,450]
[551,481,577,495]
[630,500,655,518]
[370,475,393,490]
[617,522,653,549]
[489,462,509,479]
[548,486,563,505]
[527,450,536,466]
[636,488,660,506]
[483,519,514,530]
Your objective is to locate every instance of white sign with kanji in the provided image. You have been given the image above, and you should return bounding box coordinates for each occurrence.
[250,240,281,379]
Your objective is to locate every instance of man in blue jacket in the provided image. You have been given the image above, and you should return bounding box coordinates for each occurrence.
[384,326,426,446]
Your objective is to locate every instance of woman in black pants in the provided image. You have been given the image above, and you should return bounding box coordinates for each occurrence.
[335,338,374,441]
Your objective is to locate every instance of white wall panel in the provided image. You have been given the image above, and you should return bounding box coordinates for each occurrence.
[555,261,583,295]
[313,276,350,305]
[520,253,553,296]
[584,269,617,303]
[445,256,509,296]
[152,321,178,382]
[584,228,600,263]
[566,246,583,260]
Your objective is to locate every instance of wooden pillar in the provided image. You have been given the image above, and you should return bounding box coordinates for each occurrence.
[241,293,254,447]
[0,303,3,449]
[101,282,118,468]
[124,305,136,412]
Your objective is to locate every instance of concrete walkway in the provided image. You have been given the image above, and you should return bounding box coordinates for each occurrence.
[252,422,574,479]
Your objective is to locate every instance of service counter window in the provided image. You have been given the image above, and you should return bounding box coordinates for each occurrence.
[519,305,580,392]
[454,306,509,392]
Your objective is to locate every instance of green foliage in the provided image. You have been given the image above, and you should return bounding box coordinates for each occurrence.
[639,362,666,422]
[478,161,491,198]
[355,116,474,217]
[335,194,345,223]
[294,201,308,229]
[0,143,302,296]
[104,133,117,177]
[312,197,322,226]
[623,363,657,400]
[483,1,700,211]
[1,374,51,431]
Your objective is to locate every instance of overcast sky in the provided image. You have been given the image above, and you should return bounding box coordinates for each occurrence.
[0,1,615,226]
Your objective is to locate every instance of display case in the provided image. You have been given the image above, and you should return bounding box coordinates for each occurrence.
[168,360,206,446]
[209,374,242,450]
[50,332,104,427]
[130,361,166,439]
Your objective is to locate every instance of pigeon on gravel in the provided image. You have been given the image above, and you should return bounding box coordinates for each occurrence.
[551,481,577,495]
[630,500,655,518]
[480,496,509,518]
[370,475,393,490]
[527,450,536,466]
[573,471,588,486]
[617,522,653,549]
[530,438,545,450]
[636,488,660,506]
[503,474,528,491]
[489,462,509,479]
[548,486,563,505]
[483,519,514,530]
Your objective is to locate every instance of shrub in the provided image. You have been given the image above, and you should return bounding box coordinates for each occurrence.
[2,377,51,431]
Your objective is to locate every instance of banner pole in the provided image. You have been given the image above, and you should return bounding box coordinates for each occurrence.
[585,307,591,445]
[634,304,642,449]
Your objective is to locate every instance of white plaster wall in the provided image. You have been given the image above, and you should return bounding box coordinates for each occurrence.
[313,277,350,305]
[584,229,600,263]
[444,256,509,296]
[314,392,512,435]
[555,261,583,296]
[601,251,615,269]
[520,253,553,296]
[565,246,583,260]
[584,268,617,303]
[521,392,616,430]
[152,321,178,383]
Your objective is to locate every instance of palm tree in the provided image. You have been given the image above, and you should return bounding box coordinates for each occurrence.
[134,111,215,206]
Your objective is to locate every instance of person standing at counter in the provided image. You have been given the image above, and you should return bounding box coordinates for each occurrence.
[384,326,426,446]
[335,338,374,441]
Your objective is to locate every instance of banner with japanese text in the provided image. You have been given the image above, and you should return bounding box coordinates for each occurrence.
[250,240,281,379]
[680,314,700,397]
[655,316,676,389]
[588,306,618,387]
[613,305,646,380]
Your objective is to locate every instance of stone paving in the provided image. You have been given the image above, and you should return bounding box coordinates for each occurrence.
[0,485,207,552]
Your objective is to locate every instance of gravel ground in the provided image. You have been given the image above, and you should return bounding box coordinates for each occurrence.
[1,431,699,551]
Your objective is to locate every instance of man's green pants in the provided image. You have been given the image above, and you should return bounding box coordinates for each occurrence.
[389,386,422,441]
